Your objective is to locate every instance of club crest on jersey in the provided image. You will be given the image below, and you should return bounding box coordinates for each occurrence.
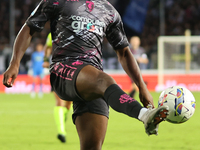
[86,1,94,12]
[53,1,59,5]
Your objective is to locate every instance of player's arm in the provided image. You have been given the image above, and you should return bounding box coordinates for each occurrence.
[3,0,56,87]
[43,33,52,68]
[106,13,154,108]
[115,46,154,108]
[44,45,52,57]
[3,24,33,87]
[43,45,52,68]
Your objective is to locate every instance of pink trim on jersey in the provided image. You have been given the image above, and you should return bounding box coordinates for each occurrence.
[72,61,83,66]
[51,71,72,80]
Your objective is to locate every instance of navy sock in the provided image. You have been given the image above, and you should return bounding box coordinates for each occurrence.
[104,84,143,119]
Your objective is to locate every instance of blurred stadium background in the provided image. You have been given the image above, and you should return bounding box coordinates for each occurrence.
[1,0,200,93]
[0,0,200,149]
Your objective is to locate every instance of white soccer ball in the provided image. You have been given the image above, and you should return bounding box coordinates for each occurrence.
[158,86,196,124]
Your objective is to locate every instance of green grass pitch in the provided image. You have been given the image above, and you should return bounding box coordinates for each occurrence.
[0,92,199,150]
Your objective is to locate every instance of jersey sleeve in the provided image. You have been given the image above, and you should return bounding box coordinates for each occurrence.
[26,0,59,32]
[46,33,52,47]
[105,12,129,50]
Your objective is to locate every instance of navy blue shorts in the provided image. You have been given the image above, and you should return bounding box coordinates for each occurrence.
[50,60,109,124]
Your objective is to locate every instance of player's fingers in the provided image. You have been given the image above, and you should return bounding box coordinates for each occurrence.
[143,100,154,108]
[147,102,155,109]
[151,103,155,108]
[3,74,8,85]
[3,74,12,87]
[10,75,17,87]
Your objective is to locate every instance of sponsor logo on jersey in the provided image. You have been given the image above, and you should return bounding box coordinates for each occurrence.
[71,15,105,36]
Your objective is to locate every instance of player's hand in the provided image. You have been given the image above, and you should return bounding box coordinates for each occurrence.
[139,87,154,108]
[43,62,50,68]
[3,65,19,88]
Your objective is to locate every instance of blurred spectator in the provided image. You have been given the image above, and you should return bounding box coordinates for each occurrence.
[128,36,149,98]
[130,36,149,70]
[29,43,45,98]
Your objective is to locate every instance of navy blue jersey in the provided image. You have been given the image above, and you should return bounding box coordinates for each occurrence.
[26,0,129,70]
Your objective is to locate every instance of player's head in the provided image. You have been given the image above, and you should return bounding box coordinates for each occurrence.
[130,36,140,50]
[36,43,43,52]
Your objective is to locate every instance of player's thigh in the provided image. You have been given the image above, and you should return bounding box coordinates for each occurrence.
[75,112,108,150]
[53,92,71,107]
[76,65,116,100]
[64,101,72,110]
[54,91,63,106]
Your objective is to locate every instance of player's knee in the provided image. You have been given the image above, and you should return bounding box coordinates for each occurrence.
[76,65,116,100]
[96,72,116,91]
[87,72,116,98]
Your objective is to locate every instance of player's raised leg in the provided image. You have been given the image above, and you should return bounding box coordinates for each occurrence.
[76,65,168,135]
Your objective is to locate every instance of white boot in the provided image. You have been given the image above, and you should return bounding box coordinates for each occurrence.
[140,106,169,136]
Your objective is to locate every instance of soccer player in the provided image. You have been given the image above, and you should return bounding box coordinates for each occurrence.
[43,32,72,143]
[3,1,169,149]
[129,36,149,98]
[30,43,45,98]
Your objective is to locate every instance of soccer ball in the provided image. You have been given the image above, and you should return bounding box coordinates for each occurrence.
[158,86,196,124]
